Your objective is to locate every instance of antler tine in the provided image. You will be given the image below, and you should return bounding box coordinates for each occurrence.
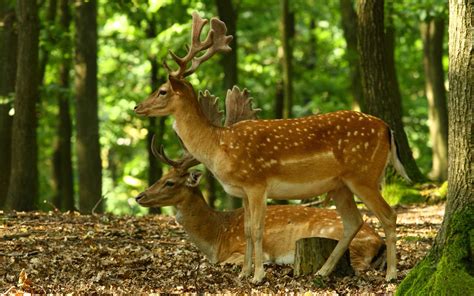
[178,153,201,171]
[164,11,233,78]
[151,135,179,167]
[183,17,233,77]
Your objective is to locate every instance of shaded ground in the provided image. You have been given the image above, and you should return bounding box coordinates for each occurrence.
[0,203,444,294]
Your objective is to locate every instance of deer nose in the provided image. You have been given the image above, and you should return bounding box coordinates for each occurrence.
[134,104,139,110]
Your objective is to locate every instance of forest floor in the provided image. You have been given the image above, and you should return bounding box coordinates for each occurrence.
[1,203,444,295]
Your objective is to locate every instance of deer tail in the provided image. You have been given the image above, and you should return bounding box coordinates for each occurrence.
[389,129,412,183]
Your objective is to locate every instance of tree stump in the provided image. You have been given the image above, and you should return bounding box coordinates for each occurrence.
[294,237,354,277]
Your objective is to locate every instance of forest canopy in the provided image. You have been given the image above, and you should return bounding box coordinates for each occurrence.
[0,0,449,214]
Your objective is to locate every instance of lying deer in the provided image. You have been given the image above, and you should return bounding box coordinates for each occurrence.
[135,143,385,272]
[134,12,409,282]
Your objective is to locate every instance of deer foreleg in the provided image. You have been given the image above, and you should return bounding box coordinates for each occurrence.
[239,197,253,278]
[245,187,267,283]
[317,186,363,277]
[346,182,397,281]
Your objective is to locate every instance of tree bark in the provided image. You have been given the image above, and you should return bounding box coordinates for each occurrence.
[420,18,449,182]
[339,0,364,110]
[280,0,294,119]
[294,237,354,277]
[0,2,17,208]
[216,0,237,92]
[216,0,240,209]
[6,0,40,211]
[356,0,424,183]
[38,0,57,86]
[146,16,164,214]
[397,1,473,293]
[74,0,102,213]
[52,0,74,211]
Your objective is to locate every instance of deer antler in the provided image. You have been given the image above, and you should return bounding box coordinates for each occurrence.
[224,86,261,126]
[164,12,233,79]
[151,135,200,171]
[198,90,224,126]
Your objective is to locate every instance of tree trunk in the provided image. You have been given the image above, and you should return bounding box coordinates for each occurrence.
[6,0,40,211]
[356,0,424,183]
[420,18,449,182]
[38,0,57,86]
[339,0,364,110]
[280,0,294,119]
[205,169,217,209]
[397,1,473,294]
[216,0,237,92]
[294,237,354,277]
[74,0,102,213]
[146,17,164,214]
[216,0,240,209]
[0,2,17,208]
[53,0,74,211]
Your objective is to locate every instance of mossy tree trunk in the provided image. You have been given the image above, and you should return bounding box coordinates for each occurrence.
[397,1,473,294]
[356,0,425,183]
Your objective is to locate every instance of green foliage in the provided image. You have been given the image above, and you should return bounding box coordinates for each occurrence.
[382,182,425,206]
[29,0,444,214]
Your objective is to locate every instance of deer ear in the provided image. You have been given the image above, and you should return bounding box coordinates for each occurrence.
[186,170,203,187]
[168,75,182,92]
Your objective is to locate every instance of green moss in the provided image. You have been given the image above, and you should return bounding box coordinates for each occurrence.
[382,182,424,206]
[437,181,448,200]
[396,206,474,295]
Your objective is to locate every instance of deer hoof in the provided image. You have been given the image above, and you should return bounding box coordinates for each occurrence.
[250,270,265,284]
[385,270,397,282]
[316,268,330,277]
[239,270,250,279]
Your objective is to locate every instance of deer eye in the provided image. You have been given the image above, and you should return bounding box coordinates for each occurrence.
[159,89,167,96]
[164,180,175,187]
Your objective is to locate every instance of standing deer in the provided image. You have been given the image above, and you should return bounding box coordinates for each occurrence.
[135,142,385,272]
[134,12,409,282]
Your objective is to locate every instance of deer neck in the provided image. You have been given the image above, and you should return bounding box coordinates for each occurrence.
[172,99,221,166]
[174,188,230,263]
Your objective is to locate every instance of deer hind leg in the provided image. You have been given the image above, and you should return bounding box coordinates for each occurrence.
[239,197,253,278]
[317,186,363,277]
[346,181,397,281]
[244,187,267,284]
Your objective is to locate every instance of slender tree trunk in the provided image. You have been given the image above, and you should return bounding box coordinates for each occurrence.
[216,0,240,209]
[6,0,40,211]
[339,0,364,110]
[74,0,102,213]
[356,0,424,183]
[280,0,294,119]
[0,3,17,208]
[216,0,237,91]
[420,18,449,182]
[146,17,164,214]
[38,0,57,86]
[53,0,74,211]
[397,1,473,293]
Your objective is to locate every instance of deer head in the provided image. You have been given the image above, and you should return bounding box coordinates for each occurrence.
[135,135,201,207]
[134,12,232,117]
